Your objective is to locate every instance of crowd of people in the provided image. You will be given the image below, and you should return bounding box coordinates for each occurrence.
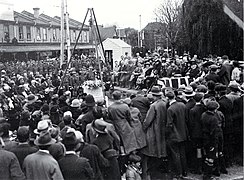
[114,53,243,91]
[0,53,243,180]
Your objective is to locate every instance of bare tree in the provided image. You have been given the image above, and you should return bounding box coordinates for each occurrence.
[155,0,183,56]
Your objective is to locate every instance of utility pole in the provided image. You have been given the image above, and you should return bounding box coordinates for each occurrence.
[60,0,65,68]
[65,0,71,68]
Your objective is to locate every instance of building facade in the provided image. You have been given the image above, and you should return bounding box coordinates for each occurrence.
[0,5,93,61]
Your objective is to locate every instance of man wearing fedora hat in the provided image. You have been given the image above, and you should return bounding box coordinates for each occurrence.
[140,86,167,180]
[76,94,97,135]
[23,131,64,180]
[70,99,82,121]
[58,129,94,180]
[90,119,121,180]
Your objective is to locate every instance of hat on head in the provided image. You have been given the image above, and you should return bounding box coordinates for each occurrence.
[41,104,49,113]
[50,105,59,114]
[150,86,163,96]
[128,154,141,163]
[215,84,226,92]
[62,130,78,146]
[34,131,56,146]
[71,99,81,108]
[196,85,208,93]
[34,120,50,135]
[26,94,38,104]
[206,100,220,111]
[50,124,61,140]
[85,94,96,107]
[17,126,29,143]
[182,86,195,97]
[194,93,204,102]
[63,111,72,118]
[228,81,240,92]
[74,130,84,143]
[92,119,107,134]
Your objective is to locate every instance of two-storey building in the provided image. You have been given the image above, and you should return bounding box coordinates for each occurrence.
[0,4,94,61]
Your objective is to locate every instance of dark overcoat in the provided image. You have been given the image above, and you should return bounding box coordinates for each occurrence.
[166,101,188,142]
[141,99,167,158]
[108,101,139,154]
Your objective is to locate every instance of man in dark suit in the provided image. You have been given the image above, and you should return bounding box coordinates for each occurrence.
[215,84,233,167]
[189,93,206,174]
[10,126,38,169]
[131,90,151,122]
[59,129,94,180]
[166,89,188,179]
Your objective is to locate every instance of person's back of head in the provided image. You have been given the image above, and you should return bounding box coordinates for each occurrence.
[207,80,216,91]
[17,126,30,143]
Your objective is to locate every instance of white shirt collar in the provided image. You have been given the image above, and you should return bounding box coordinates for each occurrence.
[169,99,176,106]
[66,151,76,155]
[39,149,50,154]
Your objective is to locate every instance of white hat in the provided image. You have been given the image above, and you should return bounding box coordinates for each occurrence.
[64,111,72,118]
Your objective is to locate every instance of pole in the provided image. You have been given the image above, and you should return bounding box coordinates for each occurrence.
[57,9,89,93]
[60,0,65,68]
[139,14,142,47]
[65,0,71,68]
[91,9,106,104]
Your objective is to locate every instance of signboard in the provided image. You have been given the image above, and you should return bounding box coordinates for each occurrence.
[0,0,14,21]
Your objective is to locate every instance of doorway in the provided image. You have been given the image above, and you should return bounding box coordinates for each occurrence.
[105,50,113,70]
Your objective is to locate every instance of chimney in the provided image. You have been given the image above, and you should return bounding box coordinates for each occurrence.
[33,8,40,18]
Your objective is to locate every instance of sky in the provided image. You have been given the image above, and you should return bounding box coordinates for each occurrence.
[12,0,163,30]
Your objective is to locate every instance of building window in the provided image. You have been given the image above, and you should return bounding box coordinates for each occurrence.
[3,25,10,42]
[53,29,57,41]
[26,26,31,40]
[43,28,47,41]
[36,27,41,41]
[19,26,24,40]
[73,30,76,42]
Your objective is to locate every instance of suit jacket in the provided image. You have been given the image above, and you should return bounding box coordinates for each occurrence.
[0,149,25,180]
[218,95,233,134]
[10,143,38,169]
[23,151,64,180]
[59,154,94,180]
[167,101,188,142]
[189,103,206,139]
